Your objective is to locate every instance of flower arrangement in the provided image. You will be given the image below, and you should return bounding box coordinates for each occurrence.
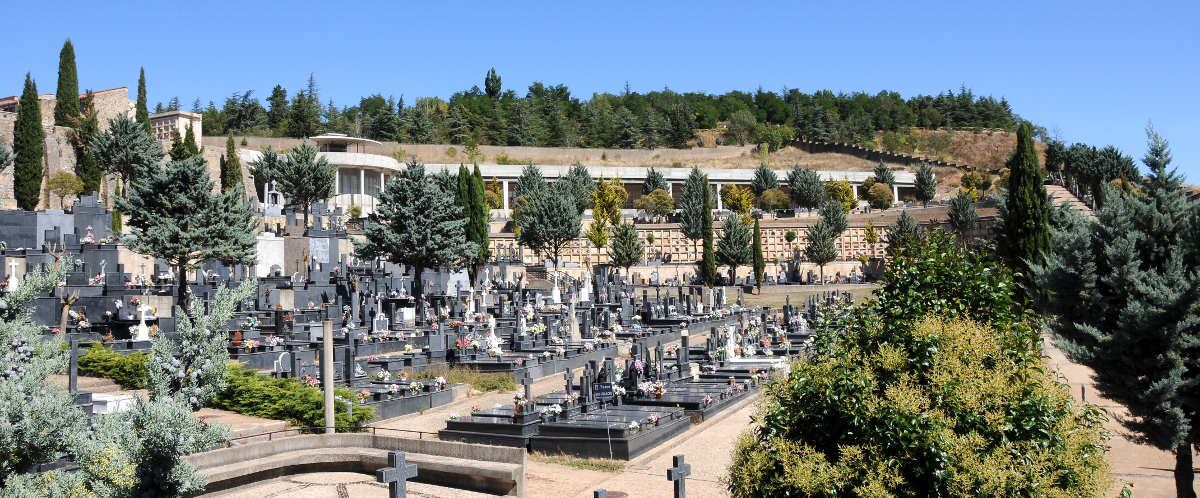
[267,335,284,347]
[565,392,580,404]
[649,381,666,398]
[487,345,502,357]
[628,421,640,433]
[448,320,465,327]
[514,357,525,366]
[374,370,392,382]
[356,389,371,402]
[433,376,447,390]
[513,392,529,413]
[50,327,61,334]
[447,414,459,421]
[701,394,714,407]
[404,344,414,353]
[550,336,564,345]
[612,385,627,397]
[387,383,401,395]
[529,323,547,336]
[554,346,565,357]
[129,295,141,306]
[541,351,553,358]
[647,413,660,425]
[470,404,481,414]
[469,339,480,349]
[540,403,563,417]
[88,273,103,286]
[408,381,423,395]
[302,375,319,387]
[243,339,260,351]
[633,359,645,375]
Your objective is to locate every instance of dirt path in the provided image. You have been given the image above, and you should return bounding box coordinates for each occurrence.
[1041,335,1199,495]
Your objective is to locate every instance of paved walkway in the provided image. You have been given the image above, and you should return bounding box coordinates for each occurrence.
[204,471,494,497]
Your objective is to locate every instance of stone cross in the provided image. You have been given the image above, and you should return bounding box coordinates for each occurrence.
[667,454,692,498]
[594,489,608,498]
[564,367,573,394]
[376,450,419,498]
[520,371,534,401]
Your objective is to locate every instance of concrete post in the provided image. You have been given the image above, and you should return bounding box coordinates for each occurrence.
[322,319,335,433]
[502,180,510,210]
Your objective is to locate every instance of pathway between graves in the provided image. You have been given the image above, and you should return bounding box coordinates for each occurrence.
[1041,335,1200,495]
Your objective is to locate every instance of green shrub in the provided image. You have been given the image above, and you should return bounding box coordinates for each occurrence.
[414,366,515,393]
[212,364,373,431]
[77,344,149,389]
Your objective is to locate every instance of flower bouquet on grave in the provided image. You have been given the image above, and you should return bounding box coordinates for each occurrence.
[565,392,580,405]
[647,413,660,426]
[447,414,459,421]
[513,393,529,415]
[612,385,627,398]
[404,344,414,353]
[88,273,103,286]
[433,376,447,390]
[513,357,525,367]
[541,351,553,359]
[470,404,481,414]
[627,421,640,433]
[448,320,465,328]
[243,339,260,352]
[550,336,564,346]
[356,389,371,402]
[636,381,651,397]
[374,370,392,382]
[529,323,547,337]
[302,375,319,388]
[267,335,284,349]
[487,345,502,357]
[554,346,565,358]
[408,381,423,395]
[701,394,714,407]
[650,381,666,399]
[582,341,595,352]
[633,359,645,376]
[386,383,400,399]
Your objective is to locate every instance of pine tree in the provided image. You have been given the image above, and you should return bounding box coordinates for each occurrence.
[13,74,44,211]
[561,163,595,214]
[182,124,200,158]
[247,146,280,201]
[751,163,779,199]
[266,84,289,133]
[92,114,165,186]
[356,162,476,305]
[585,217,608,265]
[608,222,643,275]
[716,214,752,284]
[698,180,718,287]
[70,91,103,195]
[118,155,258,308]
[752,216,765,292]
[614,107,639,148]
[873,161,896,185]
[998,122,1052,277]
[54,39,80,127]
[468,164,491,277]
[804,222,837,283]
[643,166,668,195]
[518,193,581,272]
[817,200,847,236]
[136,68,149,132]
[787,165,824,213]
[915,162,936,207]
[514,163,547,199]
[274,142,335,226]
[1032,128,1200,497]
[887,210,923,256]
[947,190,977,240]
[169,129,186,161]
[220,136,241,192]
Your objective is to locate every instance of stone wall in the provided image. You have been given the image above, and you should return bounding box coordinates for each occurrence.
[0,111,79,210]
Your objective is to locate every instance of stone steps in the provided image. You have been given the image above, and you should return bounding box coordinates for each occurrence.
[1045,184,1091,215]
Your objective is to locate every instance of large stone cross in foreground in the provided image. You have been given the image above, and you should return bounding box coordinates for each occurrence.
[376,450,419,498]
[666,454,691,498]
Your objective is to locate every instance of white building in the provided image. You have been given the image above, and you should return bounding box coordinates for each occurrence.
[149,110,203,145]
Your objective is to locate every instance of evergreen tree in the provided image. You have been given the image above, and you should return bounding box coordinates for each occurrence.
[608,222,643,275]
[817,200,847,236]
[643,166,668,195]
[220,136,242,192]
[92,114,165,187]
[136,67,150,132]
[914,162,936,207]
[182,124,200,158]
[590,177,627,227]
[698,179,718,287]
[824,179,856,212]
[484,67,502,99]
[288,82,322,138]
[865,182,894,210]
[560,163,595,214]
[750,163,779,199]
[168,129,186,161]
[357,162,476,307]
[0,260,82,488]
[118,155,257,309]
[787,165,824,213]
[468,164,491,278]
[13,74,44,211]
[947,190,977,240]
[70,91,103,195]
[584,218,608,265]
[716,214,752,284]
[514,163,547,199]
[1031,128,1200,497]
[998,122,1052,277]
[53,39,80,127]
[887,210,923,255]
[247,146,280,201]
[614,107,639,148]
[872,160,896,185]
[265,84,289,133]
[518,193,581,272]
[679,167,709,242]
[274,142,335,226]
[0,143,11,175]
[803,222,837,283]
[752,216,765,292]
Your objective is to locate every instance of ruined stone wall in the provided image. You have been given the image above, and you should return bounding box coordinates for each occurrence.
[0,111,79,210]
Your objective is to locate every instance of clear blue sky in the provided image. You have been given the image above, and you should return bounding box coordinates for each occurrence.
[3,1,1197,180]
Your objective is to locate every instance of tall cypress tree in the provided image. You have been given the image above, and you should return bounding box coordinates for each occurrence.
[182,124,200,158]
[136,67,150,133]
[70,91,103,195]
[915,163,936,207]
[999,122,1052,278]
[643,166,668,195]
[54,39,80,127]
[220,136,241,192]
[469,164,491,275]
[13,74,44,211]
[752,216,765,292]
[698,183,718,287]
[787,166,824,213]
[608,222,643,276]
[679,166,708,242]
[716,214,753,284]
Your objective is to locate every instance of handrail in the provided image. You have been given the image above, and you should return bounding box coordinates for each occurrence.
[224,425,439,445]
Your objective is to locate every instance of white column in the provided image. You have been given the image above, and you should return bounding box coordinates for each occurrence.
[893,184,900,203]
[715,183,723,210]
[334,168,340,196]
[359,169,366,196]
[502,180,510,210]
[851,183,860,200]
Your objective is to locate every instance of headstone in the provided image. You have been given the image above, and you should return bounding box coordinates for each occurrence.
[376,450,419,498]
[667,454,692,498]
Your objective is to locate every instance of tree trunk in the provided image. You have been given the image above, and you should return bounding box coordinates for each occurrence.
[176,263,188,311]
[1176,444,1196,498]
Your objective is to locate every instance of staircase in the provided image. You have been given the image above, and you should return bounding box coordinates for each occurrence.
[1044,184,1092,215]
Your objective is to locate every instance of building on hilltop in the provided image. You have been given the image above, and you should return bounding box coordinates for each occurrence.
[240,133,920,217]
[150,110,203,147]
[0,86,133,131]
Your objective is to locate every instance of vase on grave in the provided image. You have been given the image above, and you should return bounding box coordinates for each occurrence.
[230,330,244,348]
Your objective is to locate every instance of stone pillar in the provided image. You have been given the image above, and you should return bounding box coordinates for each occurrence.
[502,180,510,210]
[851,183,860,200]
[360,169,366,200]
[715,183,723,210]
[893,184,900,203]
